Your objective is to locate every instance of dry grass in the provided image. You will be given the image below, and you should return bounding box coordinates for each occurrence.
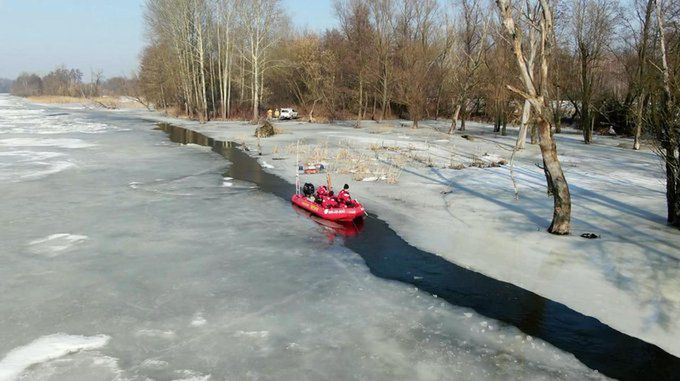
[284,138,411,184]
[366,123,396,134]
[27,95,120,109]
[28,96,87,104]
[310,116,331,124]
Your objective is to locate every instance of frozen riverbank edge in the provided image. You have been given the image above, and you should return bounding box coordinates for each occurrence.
[37,103,680,358]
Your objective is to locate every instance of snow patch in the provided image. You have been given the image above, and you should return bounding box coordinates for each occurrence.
[15,352,122,381]
[234,330,269,339]
[173,369,211,381]
[27,234,88,257]
[141,358,169,369]
[135,329,176,339]
[190,314,207,327]
[0,333,110,381]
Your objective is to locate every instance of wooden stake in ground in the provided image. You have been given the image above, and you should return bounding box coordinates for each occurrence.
[496,0,572,234]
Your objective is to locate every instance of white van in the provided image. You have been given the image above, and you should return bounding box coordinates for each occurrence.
[279,108,298,120]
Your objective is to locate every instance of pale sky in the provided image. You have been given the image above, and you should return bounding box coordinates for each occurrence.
[0,0,336,80]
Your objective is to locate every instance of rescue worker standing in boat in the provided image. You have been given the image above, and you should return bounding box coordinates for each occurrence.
[337,184,352,206]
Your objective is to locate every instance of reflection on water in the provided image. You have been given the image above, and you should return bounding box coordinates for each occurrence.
[291,204,365,238]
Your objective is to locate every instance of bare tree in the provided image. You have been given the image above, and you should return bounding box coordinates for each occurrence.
[569,0,617,143]
[214,0,237,119]
[392,0,442,128]
[335,0,375,127]
[287,34,338,121]
[652,0,680,226]
[496,0,572,234]
[238,0,285,121]
[368,0,396,121]
[515,0,540,148]
[447,0,489,133]
[632,0,655,150]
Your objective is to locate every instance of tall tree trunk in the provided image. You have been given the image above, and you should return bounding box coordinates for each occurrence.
[356,76,363,128]
[634,0,654,150]
[448,102,461,134]
[634,93,646,150]
[372,93,377,120]
[196,8,208,123]
[553,87,562,133]
[239,55,245,105]
[217,24,225,120]
[580,55,592,144]
[227,53,232,118]
[253,54,259,121]
[655,0,680,226]
[517,99,531,149]
[380,64,389,121]
[494,106,501,132]
[538,119,571,234]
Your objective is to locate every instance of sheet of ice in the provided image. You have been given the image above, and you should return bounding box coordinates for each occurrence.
[0,151,75,182]
[0,95,609,380]
[0,334,110,381]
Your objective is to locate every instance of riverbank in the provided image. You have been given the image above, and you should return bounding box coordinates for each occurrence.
[30,100,680,357]
[26,95,146,110]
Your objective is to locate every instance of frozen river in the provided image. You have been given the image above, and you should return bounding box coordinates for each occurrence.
[0,94,674,380]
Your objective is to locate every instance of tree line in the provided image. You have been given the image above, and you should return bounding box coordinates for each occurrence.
[10,66,138,99]
[138,0,678,232]
[0,78,13,93]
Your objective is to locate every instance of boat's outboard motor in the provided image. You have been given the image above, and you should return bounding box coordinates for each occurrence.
[302,183,315,197]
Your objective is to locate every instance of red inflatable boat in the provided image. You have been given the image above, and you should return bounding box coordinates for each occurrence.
[291,182,366,222]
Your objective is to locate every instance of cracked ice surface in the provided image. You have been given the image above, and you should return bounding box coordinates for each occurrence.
[0,95,605,380]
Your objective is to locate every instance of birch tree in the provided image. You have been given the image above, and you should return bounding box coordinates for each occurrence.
[496,0,572,234]
[238,0,284,121]
[214,0,237,119]
[515,0,540,148]
[632,0,655,150]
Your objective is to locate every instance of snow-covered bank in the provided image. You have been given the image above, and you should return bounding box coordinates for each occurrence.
[123,109,680,358]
